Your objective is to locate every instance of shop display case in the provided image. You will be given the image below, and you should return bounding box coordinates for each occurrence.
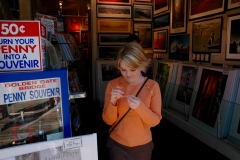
[0,68,70,149]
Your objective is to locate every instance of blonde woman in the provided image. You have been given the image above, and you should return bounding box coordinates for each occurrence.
[102,42,162,160]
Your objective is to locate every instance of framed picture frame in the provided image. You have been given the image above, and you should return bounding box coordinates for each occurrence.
[67,17,80,31]
[154,0,169,15]
[97,19,132,33]
[98,33,129,46]
[97,0,131,5]
[225,14,240,60]
[169,34,190,61]
[95,60,118,102]
[133,22,152,48]
[153,29,168,52]
[133,5,152,21]
[97,5,132,18]
[69,32,80,43]
[192,17,222,53]
[98,46,122,59]
[153,12,170,29]
[81,17,88,30]
[57,17,65,32]
[189,0,225,20]
[227,0,240,10]
[170,0,187,34]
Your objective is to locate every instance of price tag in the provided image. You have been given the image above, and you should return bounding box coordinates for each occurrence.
[222,70,229,75]
[63,137,82,151]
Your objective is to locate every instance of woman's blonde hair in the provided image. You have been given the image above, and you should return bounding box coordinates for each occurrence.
[116,42,151,72]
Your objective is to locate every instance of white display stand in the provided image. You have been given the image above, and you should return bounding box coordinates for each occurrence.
[0,133,98,160]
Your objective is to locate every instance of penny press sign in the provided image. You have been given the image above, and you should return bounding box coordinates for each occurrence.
[0,21,47,72]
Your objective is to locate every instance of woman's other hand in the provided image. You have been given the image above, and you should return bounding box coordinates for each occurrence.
[127,95,141,109]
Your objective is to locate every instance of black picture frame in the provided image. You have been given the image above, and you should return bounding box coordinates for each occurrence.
[192,17,223,53]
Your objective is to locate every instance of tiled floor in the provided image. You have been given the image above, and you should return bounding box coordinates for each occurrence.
[75,98,229,160]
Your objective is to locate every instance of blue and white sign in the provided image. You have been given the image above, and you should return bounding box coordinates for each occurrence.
[0,78,61,105]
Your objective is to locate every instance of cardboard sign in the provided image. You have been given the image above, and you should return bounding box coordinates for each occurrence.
[0,78,61,105]
[0,21,47,72]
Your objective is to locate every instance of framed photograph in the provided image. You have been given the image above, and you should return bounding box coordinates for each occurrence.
[97,5,132,18]
[133,5,152,21]
[57,17,65,32]
[169,34,190,61]
[154,0,169,15]
[192,17,222,53]
[225,14,240,60]
[153,12,170,29]
[67,17,80,31]
[97,19,132,33]
[97,0,131,5]
[69,32,80,43]
[192,53,210,62]
[170,0,187,34]
[227,0,240,10]
[98,33,129,45]
[189,0,225,20]
[96,60,118,102]
[98,46,122,59]
[81,31,88,45]
[81,17,88,30]
[153,29,168,52]
[133,22,152,48]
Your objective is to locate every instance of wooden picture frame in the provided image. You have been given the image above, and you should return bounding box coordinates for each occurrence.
[227,0,240,10]
[133,22,152,48]
[97,5,132,18]
[169,34,190,61]
[192,17,222,53]
[133,5,152,21]
[153,12,170,29]
[98,46,122,59]
[67,17,80,31]
[69,32,80,44]
[98,33,129,46]
[170,0,187,34]
[189,0,225,20]
[97,0,131,5]
[154,0,169,15]
[225,14,240,60]
[81,17,88,30]
[153,29,168,52]
[97,19,132,33]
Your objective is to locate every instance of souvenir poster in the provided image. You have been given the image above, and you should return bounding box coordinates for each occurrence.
[176,66,198,105]
[155,62,171,100]
[191,68,228,127]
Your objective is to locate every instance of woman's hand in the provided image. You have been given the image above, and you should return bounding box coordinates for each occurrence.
[110,85,124,106]
[127,95,141,109]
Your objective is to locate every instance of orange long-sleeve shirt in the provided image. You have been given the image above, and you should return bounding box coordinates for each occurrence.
[102,76,162,147]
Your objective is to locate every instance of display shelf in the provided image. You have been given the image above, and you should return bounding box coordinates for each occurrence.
[162,108,240,160]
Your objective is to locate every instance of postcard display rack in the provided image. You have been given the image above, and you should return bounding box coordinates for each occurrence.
[0,20,96,159]
[160,62,240,159]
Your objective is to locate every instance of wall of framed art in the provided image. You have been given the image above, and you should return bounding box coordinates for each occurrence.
[90,1,240,158]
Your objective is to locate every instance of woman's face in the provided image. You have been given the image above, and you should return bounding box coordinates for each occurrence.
[119,59,142,85]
